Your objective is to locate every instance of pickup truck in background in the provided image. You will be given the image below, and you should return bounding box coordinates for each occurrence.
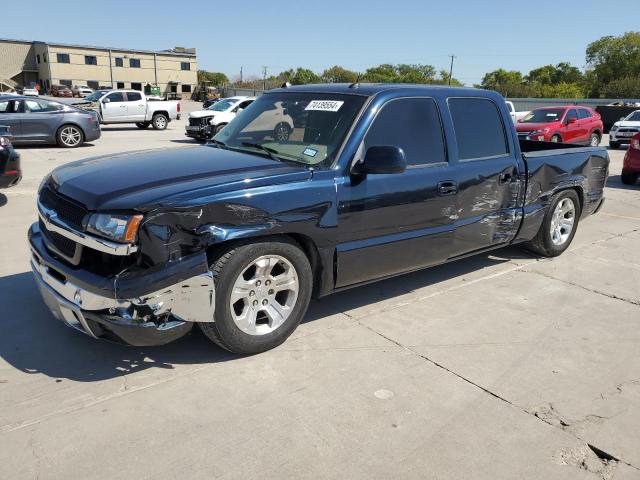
[29,84,608,355]
[75,89,180,130]
[505,101,529,122]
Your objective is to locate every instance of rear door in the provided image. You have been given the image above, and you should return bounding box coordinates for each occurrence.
[125,91,146,121]
[101,91,127,121]
[0,99,22,139]
[447,97,523,256]
[335,97,457,287]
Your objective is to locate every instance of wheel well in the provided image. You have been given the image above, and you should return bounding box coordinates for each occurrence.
[592,129,602,138]
[153,111,169,119]
[557,186,584,213]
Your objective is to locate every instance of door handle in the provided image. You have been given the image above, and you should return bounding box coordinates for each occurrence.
[499,172,512,184]
[438,181,458,196]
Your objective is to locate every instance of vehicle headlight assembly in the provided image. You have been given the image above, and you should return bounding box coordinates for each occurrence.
[530,128,550,135]
[610,124,619,132]
[86,213,143,243]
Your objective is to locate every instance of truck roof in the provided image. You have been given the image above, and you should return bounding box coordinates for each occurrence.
[269,83,486,97]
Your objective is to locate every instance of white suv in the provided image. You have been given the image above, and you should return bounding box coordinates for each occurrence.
[609,110,640,149]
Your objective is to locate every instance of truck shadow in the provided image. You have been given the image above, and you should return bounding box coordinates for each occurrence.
[0,246,535,382]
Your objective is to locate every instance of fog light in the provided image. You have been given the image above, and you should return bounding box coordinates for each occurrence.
[538,136,545,141]
[74,289,82,306]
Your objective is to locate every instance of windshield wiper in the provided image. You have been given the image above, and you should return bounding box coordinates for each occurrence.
[241,142,285,162]
[209,138,228,148]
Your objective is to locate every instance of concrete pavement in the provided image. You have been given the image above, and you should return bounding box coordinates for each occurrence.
[0,115,639,479]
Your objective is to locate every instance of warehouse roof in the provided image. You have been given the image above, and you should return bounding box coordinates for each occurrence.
[0,38,196,57]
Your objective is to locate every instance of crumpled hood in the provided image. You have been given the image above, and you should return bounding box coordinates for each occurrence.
[49,146,311,211]
[189,110,222,119]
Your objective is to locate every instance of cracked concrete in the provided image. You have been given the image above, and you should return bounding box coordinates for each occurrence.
[1,127,639,479]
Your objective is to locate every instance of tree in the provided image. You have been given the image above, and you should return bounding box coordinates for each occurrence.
[321,66,358,83]
[586,32,640,96]
[362,64,399,83]
[479,69,533,97]
[602,77,640,98]
[280,68,321,85]
[197,70,229,86]
[526,62,583,85]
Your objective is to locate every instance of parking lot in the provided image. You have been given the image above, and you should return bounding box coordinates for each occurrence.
[1,103,639,479]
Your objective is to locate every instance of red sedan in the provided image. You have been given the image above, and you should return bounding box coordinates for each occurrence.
[516,106,603,146]
[622,133,640,185]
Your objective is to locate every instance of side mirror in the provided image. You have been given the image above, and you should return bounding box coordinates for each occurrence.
[566,117,577,124]
[102,98,110,104]
[353,146,406,175]
[235,108,244,114]
[620,116,626,121]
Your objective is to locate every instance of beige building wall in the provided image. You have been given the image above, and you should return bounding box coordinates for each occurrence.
[0,39,37,88]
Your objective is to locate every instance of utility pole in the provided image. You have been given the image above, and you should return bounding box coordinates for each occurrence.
[448,55,456,86]
[261,66,268,91]
[240,66,243,84]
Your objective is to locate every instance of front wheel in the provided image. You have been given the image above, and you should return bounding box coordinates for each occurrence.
[550,134,562,143]
[199,238,313,354]
[589,132,600,147]
[136,122,150,129]
[151,114,168,130]
[524,190,581,257]
[621,171,638,185]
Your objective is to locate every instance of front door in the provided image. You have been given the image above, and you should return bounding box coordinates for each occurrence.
[446,97,523,256]
[101,91,127,121]
[335,97,457,288]
[125,91,146,122]
[561,108,580,143]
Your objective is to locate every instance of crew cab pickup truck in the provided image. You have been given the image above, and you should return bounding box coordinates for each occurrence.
[75,89,180,130]
[29,84,609,354]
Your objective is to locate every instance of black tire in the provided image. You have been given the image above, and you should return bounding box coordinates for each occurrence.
[609,141,619,150]
[273,122,291,143]
[136,122,151,129]
[199,237,313,354]
[621,171,638,185]
[550,134,562,143]
[56,124,84,148]
[524,189,581,257]
[214,123,227,135]
[151,113,168,130]
[589,132,600,147]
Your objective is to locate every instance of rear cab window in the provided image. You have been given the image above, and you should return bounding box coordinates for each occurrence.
[448,97,508,160]
[364,97,446,166]
[126,92,142,102]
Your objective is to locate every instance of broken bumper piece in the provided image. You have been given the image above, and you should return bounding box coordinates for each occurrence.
[29,222,215,347]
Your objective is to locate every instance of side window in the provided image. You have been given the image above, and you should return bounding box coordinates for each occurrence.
[27,100,62,112]
[364,98,446,166]
[238,100,253,110]
[126,92,142,102]
[106,92,124,102]
[0,101,9,113]
[448,98,508,160]
[565,109,578,122]
[25,100,44,112]
[578,109,592,119]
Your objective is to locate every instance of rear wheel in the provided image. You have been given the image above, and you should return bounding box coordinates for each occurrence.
[136,122,150,129]
[524,190,581,257]
[199,238,313,354]
[621,171,638,185]
[589,132,600,146]
[56,125,83,148]
[214,123,227,135]
[151,114,168,130]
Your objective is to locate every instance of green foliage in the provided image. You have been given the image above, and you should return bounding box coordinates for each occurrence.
[361,64,460,85]
[321,66,358,83]
[479,64,586,98]
[586,32,640,96]
[197,70,229,86]
[526,62,583,85]
[602,77,640,98]
[280,68,321,85]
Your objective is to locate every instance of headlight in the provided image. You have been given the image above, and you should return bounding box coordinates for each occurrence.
[610,124,619,131]
[38,174,51,193]
[530,128,550,135]
[86,213,143,243]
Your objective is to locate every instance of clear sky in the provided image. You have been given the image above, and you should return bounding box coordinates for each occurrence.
[3,0,639,85]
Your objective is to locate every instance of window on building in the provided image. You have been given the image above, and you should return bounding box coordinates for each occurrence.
[181,62,190,71]
[129,58,141,68]
[36,54,41,64]
[130,82,142,91]
[87,81,99,90]
[126,91,142,101]
[43,54,47,63]
[85,55,97,65]
[116,82,125,89]
[448,97,508,160]
[181,84,192,93]
[56,53,70,64]
[115,57,124,67]
[59,80,72,87]
[364,98,447,166]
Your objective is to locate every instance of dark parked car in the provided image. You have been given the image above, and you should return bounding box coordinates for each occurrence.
[29,84,609,354]
[0,126,21,188]
[0,95,101,147]
[50,84,73,98]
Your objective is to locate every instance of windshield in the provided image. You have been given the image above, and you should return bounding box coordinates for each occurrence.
[625,111,640,122]
[84,90,110,101]
[521,108,566,123]
[213,92,367,168]
[208,99,238,111]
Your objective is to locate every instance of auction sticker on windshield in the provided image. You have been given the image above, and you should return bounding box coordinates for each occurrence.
[305,100,344,112]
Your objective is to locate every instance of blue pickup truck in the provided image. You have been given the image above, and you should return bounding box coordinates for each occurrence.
[29,84,608,354]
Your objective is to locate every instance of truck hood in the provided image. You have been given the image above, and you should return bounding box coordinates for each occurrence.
[516,122,557,132]
[189,110,222,119]
[49,146,311,211]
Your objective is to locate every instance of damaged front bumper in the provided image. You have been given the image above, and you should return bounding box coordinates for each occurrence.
[29,222,215,346]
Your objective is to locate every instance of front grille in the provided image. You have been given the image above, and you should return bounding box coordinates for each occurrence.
[189,117,203,127]
[39,186,88,229]
[39,219,77,258]
[617,128,640,133]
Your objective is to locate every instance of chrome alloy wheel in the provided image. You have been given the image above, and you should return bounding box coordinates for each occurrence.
[60,126,81,146]
[550,198,576,246]
[229,255,299,335]
[154,116,167,129]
